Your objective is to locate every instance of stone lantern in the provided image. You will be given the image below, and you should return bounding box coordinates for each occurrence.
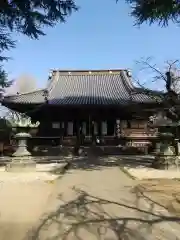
[6,115,40,172]
[149,112,180,170]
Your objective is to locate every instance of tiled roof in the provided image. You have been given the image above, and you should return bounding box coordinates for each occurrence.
[2,70,159,106]
[3,89,45,104]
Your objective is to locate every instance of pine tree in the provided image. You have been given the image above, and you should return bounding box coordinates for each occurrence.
[0,0,77,39]
[0,0,77,91]
[124,0,180,26]
[0,67,13,98]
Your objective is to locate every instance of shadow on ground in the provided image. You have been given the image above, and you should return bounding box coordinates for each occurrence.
[0,145,155,170]
[68,153,154,171]
[28,187,180,240]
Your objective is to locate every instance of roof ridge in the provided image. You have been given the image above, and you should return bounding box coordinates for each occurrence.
[51,69,127,72]
[4,88,45,98]
[119,71,135,92]
[50,72,122,76]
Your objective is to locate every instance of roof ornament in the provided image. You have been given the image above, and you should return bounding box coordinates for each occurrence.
[43,89,49,103]
[127,70,132,77]
[48,70,53,79]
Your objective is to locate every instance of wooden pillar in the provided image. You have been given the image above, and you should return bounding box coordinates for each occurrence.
[98,120,102,138]
[76,120,80,142]
[74,120,80,154]
[64,121,67,136]
[113,119,116,136]
[91,121,95,143]
[60,122,63,145]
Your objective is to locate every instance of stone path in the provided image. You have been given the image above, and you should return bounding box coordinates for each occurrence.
[28,162,180,240]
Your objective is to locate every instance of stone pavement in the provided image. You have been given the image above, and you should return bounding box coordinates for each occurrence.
[26,160,180,240]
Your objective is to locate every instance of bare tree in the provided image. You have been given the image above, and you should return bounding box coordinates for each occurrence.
[9,74,37,94]
[134,58,180,121]
[132,58,180,168]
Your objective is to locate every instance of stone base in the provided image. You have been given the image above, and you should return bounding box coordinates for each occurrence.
[152,155,180,170]
[6,157,36,172]
[12,150,31,157]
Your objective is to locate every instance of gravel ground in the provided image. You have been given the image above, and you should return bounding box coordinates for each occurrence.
[0,180,55,240]
[0,163,65,182]
[124,166,180,180]
[0,161,179,240]
[135,179,180,216]
[28,166,180,240]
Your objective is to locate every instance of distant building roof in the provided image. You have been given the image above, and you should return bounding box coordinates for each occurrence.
[2,70,161,107]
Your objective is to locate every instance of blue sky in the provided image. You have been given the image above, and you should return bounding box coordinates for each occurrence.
[4,0,180,90]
